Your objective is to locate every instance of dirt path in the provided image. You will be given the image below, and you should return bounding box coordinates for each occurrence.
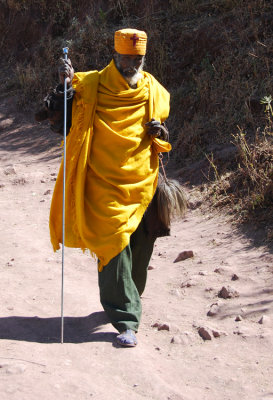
[0,99,273,400]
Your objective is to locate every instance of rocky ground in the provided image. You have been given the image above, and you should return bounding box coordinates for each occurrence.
[0,97,273,400]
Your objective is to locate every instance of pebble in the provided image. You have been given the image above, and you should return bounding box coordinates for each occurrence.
[148,265,155,270]
[152,322,170,331]
[43,189,51,195]
[158,323,170,331]
[231,274,239,281]
[171,336,182,344]
[205,287,214,292]
[198,327,212,340]
[4,165,16,175]
[188,199,202,210]
[258,315,270,325]
[218,286,239,299]
[207,303,220,317]
[235,315,243,322]
[6,260,14,267]
[181,279,197,288]
[174,250,194,263]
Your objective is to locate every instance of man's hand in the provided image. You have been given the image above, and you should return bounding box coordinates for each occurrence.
[58,58,74,86]
[145,118,169,141]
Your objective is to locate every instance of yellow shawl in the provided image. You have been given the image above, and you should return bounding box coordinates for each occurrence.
[49,60,171,270]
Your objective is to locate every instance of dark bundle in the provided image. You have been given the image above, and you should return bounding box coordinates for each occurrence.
[144,172,187,239]
[156,173,187,229]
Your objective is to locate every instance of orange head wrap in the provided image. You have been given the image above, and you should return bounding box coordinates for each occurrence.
[114,28,147,55]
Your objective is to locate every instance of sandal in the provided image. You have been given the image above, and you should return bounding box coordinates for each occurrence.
[116,329,137,347]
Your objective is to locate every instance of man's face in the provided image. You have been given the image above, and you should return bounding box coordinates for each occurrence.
[114,53,145,77]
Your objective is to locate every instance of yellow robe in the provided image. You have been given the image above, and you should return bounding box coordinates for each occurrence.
[49,60,171,270]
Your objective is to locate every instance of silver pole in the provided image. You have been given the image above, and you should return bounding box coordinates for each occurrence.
[61,47,68,344]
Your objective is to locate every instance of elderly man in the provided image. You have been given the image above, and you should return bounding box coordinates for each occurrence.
[49,28,171,347]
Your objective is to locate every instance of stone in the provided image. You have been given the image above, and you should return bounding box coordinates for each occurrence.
[233,328,243,335]
[218,286,239,299]
[214,267,224,274]
[258,315,270,325]
[235,315,243,321]
[158,323,170,331]
[181,279,197,288]
[6,261,14,267]
[43,189,51,195]
[152,322,170,331]
[173,250,194,263]
[4,165,16,175]
[148,265,155,270]
[207,303,220,317]
[212,329,227,338]
[198,327,212,340]
[188,199,202,210]
[171,336,182,344]
[231,274,239,281]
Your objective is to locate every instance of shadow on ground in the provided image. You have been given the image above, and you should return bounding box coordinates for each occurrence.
[0,96,62,163]
[0,312,117,343]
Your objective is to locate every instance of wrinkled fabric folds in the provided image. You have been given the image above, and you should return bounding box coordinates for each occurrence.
[49,60,171,269]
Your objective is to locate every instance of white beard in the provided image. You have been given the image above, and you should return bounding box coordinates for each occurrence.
[123,71,143,87]
[114,55,145,88]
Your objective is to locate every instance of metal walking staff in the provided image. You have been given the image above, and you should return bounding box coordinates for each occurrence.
[61,46,69,344]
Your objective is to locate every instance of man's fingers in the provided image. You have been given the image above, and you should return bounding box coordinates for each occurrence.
[145,119,161,127]
[59,57,72,66]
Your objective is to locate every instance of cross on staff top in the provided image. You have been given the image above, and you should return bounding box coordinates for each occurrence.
[130,33,139,47]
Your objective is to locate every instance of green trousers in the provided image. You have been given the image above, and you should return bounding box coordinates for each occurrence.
[98,219,155,333]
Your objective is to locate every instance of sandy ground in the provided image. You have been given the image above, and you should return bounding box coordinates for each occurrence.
[0,97,273,400]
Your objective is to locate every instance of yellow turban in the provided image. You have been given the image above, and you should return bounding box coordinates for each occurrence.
[114,28,147,55]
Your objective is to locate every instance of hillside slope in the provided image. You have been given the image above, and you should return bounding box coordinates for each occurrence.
[1,0,273,229]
